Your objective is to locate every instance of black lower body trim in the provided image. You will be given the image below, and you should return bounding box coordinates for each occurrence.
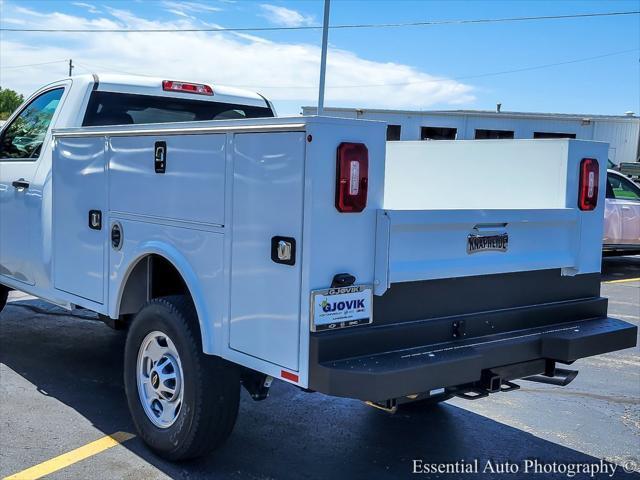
[309,317,637,401]
[308,270,632,401]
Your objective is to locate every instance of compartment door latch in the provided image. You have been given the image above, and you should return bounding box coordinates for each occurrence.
[155,141,167,174]
[88,210,102,230]
[271,236,296,266]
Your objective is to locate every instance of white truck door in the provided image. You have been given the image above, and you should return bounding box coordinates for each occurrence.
[229,132,305,371]
[0,87,66,285]
[52,136,107,304]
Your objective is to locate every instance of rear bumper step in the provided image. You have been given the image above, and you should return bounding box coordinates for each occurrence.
[523,368,579,387]
[309,317,637,401]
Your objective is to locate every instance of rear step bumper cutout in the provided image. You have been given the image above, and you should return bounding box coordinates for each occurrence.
[309,316,637,401]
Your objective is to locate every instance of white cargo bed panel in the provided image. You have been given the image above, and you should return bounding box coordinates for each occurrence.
[375,139,609,295]
[374,208,580,294]
[384,140,572,210]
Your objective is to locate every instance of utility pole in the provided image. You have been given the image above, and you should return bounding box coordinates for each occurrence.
[68,59,74,77]
[317,0,330,116]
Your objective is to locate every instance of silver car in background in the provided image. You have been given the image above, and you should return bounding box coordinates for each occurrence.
[604,169,640,255]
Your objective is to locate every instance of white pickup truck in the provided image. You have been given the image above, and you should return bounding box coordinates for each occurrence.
[0,75,636,460]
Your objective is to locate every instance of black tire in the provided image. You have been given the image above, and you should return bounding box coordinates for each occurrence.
[0,285,9,314]
[397,394,453,412]
[124,295,240,461]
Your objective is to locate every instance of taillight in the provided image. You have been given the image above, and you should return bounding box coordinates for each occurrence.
[336,143,368,213]
[162,80,213,96]
[578,158,599,211]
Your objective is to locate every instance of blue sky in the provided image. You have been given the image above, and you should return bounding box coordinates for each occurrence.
[0,0,638,116]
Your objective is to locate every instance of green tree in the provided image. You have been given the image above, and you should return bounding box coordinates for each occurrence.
[0,87,24,120]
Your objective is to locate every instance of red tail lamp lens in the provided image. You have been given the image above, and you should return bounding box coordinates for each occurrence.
[336,143,368,213]
[578,158,599,211]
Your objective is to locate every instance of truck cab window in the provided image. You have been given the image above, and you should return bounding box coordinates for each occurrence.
[82,91,274,126]
[0,88,64,160]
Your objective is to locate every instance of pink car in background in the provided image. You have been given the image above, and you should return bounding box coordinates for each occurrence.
[604,169,640,255]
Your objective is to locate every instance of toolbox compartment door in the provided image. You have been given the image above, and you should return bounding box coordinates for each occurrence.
[229,132,305,371]
[109,134,226,225]
[53,136,106,304]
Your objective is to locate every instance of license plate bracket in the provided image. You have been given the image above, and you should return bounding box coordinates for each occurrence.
[310,285,373,332]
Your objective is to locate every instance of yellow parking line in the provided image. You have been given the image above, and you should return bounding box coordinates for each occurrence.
[603,277,640,284]
[3,431,135,480]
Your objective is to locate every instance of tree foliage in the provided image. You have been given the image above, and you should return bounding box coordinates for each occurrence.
[0,87,24,120]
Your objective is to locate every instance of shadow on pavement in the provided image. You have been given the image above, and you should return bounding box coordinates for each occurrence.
[601,255,640,282]
[1,301,638,479]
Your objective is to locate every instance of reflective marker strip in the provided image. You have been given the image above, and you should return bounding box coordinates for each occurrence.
[281,370,299,383]
[587,171,595,197]
[3,432,135,480]
[349,161,360,195]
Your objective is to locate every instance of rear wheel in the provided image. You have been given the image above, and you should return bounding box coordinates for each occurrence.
[0,285,9,314]
[124,295,240,460]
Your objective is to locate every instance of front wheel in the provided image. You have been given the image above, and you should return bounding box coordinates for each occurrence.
[124,295,240,461]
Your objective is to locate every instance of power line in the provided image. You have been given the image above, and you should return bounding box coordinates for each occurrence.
[0,59,68,69]
[67,48,638,90]
[332,48,640,89]
[218,48,640,89]
[0,10,638,33]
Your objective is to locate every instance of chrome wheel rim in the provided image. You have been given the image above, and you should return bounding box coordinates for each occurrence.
[136,331,184,428]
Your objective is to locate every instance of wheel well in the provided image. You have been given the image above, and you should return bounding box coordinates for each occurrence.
[118,254,189,317]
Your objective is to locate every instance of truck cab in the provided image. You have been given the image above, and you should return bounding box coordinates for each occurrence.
[0,75,274,292]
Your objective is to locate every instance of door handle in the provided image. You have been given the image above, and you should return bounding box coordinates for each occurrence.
[12,179,29,190]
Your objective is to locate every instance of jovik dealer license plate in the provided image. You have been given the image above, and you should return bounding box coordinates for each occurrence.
[310,285,373,332]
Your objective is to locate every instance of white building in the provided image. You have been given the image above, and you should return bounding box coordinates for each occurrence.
[301,107,640,165]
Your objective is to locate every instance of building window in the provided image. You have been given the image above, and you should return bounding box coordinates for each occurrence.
[475,129,515,140]
[387,124,401,141]
[421,127,457,140]
[533,132,577,139]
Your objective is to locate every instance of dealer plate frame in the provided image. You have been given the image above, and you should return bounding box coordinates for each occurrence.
[310,285,373,332]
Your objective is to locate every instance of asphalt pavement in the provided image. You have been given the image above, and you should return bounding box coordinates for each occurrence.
[0,257,638,479]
